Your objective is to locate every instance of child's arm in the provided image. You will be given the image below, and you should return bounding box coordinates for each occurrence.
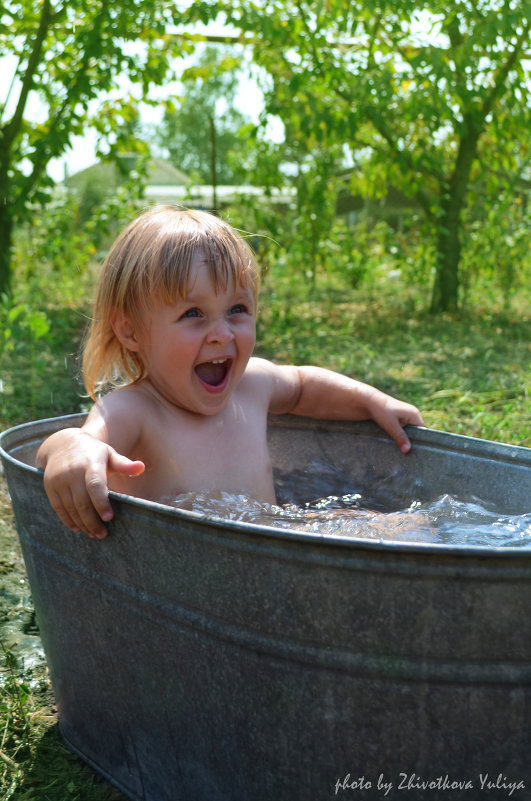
[36,396,145,539]
[292,365,423,453]
[255,359,424,453]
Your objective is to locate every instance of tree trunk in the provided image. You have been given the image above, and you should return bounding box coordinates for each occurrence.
[430,196,461,312]
[0,204,13,295]
[209,115,218,214]
[430,127,480,313]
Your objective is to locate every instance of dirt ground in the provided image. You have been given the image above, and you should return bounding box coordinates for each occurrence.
[0,469,45,673]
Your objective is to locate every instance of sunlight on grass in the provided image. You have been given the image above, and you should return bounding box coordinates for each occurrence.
[257,273,531,447]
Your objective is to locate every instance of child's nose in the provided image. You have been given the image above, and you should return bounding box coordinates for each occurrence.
[205,318,234,344]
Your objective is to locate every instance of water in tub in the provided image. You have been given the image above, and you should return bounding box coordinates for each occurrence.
[166,464,531,548]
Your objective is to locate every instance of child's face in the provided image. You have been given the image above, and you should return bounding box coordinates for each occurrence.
[130,257,256,416]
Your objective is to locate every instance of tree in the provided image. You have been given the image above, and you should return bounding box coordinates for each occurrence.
[0,0,211,294]
[216,0,530,311]
[155,45,252,188]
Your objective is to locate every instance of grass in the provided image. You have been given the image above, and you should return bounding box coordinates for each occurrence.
[0,264,530,797]
[257,275,530,447]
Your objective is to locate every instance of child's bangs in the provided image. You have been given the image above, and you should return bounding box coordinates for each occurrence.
[149,227,259,307]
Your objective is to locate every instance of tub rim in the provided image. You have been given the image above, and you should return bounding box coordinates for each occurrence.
[1,412,530,558]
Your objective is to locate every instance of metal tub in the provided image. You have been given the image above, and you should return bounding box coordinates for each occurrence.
[1,414,530,801]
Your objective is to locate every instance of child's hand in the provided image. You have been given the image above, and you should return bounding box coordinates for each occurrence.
[363,390,424,454]
[36,428,144,539]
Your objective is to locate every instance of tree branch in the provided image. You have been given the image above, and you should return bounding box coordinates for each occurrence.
[480,20,530,121]
[367,12,384,68]
[19,0,114,200]
[1,0,54,152]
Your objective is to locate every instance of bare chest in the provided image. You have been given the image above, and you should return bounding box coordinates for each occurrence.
[111,402,275,504]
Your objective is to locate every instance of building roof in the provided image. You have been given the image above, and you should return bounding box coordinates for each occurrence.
[64,156,295,210]
[65,156,191,190]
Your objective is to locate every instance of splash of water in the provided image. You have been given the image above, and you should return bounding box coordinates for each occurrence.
[167,489,531,548]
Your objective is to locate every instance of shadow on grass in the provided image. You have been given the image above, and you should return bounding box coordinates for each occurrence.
[10,724,128,801]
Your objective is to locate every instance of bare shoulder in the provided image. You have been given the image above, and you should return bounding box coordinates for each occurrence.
[243,357,301,414]
[89,383,156,418]
[83,383,156,450]
[245,356,280,377]
[242,356,291,388]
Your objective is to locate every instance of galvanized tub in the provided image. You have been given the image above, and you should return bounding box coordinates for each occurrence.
[1,413,530,801]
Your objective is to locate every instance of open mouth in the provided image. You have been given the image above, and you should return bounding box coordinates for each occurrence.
[194,358,231,389]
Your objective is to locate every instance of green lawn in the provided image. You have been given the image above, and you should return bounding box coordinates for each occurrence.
[257,279,530,447]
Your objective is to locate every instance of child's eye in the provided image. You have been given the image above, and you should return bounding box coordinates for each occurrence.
[180,308,202,320]
[230,304,249,315]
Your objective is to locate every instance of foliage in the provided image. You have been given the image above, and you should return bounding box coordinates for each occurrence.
[206,0,531,311]
[287,148,343,284]
[0,292,86,428]
[154,45,253,186]
[0,181,150,428]
[460,186,531,306]
[0,0,216,292]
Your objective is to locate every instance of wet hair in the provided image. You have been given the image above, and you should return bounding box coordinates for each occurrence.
[83,206,260,399]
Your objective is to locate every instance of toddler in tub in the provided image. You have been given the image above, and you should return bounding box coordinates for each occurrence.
[37,206,424,538]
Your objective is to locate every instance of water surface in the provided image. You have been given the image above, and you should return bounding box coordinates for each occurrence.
[168,488,531,548]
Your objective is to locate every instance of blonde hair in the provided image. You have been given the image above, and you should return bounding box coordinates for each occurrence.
[83,206,260,399]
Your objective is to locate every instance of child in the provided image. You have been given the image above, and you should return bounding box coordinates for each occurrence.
[36,206,424,539]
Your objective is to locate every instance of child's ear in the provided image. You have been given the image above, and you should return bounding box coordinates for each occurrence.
[111,310,141,352]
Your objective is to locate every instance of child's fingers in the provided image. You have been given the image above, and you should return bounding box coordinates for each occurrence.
[386,405,424,451]
[46,489,83,534]
[79,453,145,538]
[84,467,113,535]
[374,406,423,454]
[46,472,109,538]
[108,451,145,478]
[386,420,413,453]
[405,407,425,428]
[43,472,83,531]
[45,484,102,538]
